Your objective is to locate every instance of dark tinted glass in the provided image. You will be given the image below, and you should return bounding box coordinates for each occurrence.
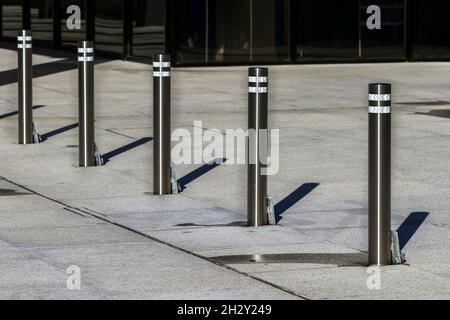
[208,0,250,63]
[360,0,405,59]
[2,0,23,38]
[250,0,289,62]
[30,0,52,42]
[131,0,165,58]
[95,0,123,54]
[61,0,86,46]
[174,0,206,64]
[412,0,450,60]
[295,0,359,61]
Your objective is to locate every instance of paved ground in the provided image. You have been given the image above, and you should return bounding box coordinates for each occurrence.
[1,42,450,299]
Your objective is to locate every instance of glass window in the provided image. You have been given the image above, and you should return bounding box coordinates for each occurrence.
[412,0,450,60]
[174,0,206,64]
[30,0,53,42]
[131,0,165,58]
[360,0,405,59]
[252,0,289,62]
[295,0,359,61]
[95,0,124,55]
[208,0,250,63]
[2,0,23,38]
[61,0,86,47]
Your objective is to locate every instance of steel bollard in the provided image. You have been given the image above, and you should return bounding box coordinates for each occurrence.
[247,67,269,227]
[153,54,173,195]
[18,30,39,144]
[368,83,392,266]
[78,41,101,167]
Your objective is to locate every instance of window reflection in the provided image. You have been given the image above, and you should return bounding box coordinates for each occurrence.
[412,0,450,60]
[95,0,124,54]
[61,0,86,47]
[295,0,359,60]
[30,0,53,42]
[360,0,405,59]
[2,0,23,38]
[131,0,165,58]
[175,0,206,64]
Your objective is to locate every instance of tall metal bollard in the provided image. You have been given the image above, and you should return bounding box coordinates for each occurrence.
[368,83,392,266]
[153,54,172,195]
[17,30,35,144]
[247,67,269,227]
[78,41,97,167]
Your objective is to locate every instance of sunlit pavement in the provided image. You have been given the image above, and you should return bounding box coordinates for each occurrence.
[1,43,450,299]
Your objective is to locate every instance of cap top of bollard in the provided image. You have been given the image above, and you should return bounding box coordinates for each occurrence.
[249,67,268,77]
[153,54,171,63]
[369,83,391,94]
[18,30,32,36]
[78,41,95,49]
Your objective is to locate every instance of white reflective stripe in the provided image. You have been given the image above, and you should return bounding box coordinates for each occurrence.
[78,48,94,53]
[17,44,32,49]
[368,94,391,101]
[153,62,171,68]
[17,36,32,41]
[153,71,171,77]
[248,87,268,94]
[248,76,268,83]
[78,56,94,62]
[369,106,391,114]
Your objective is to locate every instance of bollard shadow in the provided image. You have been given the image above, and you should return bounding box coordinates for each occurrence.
[177,158,227,192]
[0,56,110,87]
[397,212,430,250]
[102,137,153,164]
[41,123,78,141]
[0,59,77,87]
[0,105,46,120]
[274,183,319,223]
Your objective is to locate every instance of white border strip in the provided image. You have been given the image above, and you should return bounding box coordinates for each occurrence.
[17,44,32,49]
[368,94,391,101]
[78,48,94,53]
[249,87,268,94]
[78,56,94,62]
[248,76,268,83]
[153,62,171,68]
[17,36,32,41]
[153,71,171,77]
[369,106,391,114]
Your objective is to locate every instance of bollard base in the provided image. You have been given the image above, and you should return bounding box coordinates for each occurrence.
[170,167,181,194]
[32,122,43,144]
[94,143,104,167]
[391,230,406,265]
[267,196,276,225]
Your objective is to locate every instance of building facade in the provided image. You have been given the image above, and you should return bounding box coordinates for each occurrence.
[1,0,450,66]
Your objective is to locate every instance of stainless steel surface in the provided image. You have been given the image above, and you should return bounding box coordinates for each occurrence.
[17,30,33,145]
[153,54,172,195]
[368,83,392,266]
[247,67,268,227]
[78,41,96,167]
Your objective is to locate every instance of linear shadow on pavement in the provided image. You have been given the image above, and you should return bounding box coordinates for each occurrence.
[397,212,430,250]
[41,123,78,141]
[177,158,227,192]
[102,137,153,164]
[274,183,319,223]
[0,105,45,119]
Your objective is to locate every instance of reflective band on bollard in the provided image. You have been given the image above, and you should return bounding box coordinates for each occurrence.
[368,83,392,266]
[153,54,172,195]
[18,30,33,144]
[247,67,269,227]
[78,41,96,167]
